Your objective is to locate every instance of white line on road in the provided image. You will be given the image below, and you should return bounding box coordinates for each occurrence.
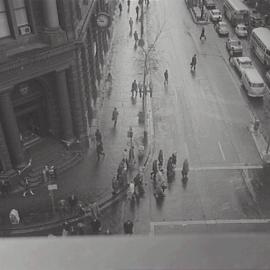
[218,141,226,161]
[173,164,263,171]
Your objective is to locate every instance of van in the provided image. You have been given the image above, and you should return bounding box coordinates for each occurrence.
[241,68,265,97]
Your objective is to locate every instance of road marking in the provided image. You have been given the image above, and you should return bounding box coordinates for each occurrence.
[173,164,263,171]
[218,141,226,161]
[150,219,270,235]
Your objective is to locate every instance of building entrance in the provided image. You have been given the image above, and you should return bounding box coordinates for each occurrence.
[12,80,49,147]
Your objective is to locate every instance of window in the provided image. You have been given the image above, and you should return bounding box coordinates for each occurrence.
[0,0,10,38]
[12,0,28,27]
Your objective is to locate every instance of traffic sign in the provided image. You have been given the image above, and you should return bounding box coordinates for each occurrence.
[48,184,58,191]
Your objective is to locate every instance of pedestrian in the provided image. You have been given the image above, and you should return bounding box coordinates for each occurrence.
[136,5,139,20]
[190,54,197,71]
[77,222,85,235]
[62,222,70,236]
[42,165,49,183]
[151,159,158,180]
[129,146,135,166]
[91,218,102,234]
[96,142,105,160]
[131,80,138,97]
[164,69,168,84]
[68,194,78,214]
[172,152,177,166]
[112,176,119,195]
[149,80,153,97]
[138,81,143,97]
[9,209,20,225]
[133,30,139,45]
[129,17,133,34]
[0,180,10,197]
[147,0,150,7]
[119,3,122,15]
[23,177,34,197]
[127,0,130,11]
[158,149,164,168]
[95,129,102,144]
[48,165,57,181]
[123,148,129,168]
[182,159,189,178]
[123,220,134,234]
[200,26,206,40]
[112,107,119,127]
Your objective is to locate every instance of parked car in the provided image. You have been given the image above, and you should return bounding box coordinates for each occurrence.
[250,13,264,28]
[205,0,216,9]
[265,70,270,84]
[215,21,229,36]
[235,24,248,38]
[242,68,265,97]
[209,9,222,22]
[226,38,243,56]
[231,56,254,77]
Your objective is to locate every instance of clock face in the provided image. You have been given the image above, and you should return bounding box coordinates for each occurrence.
[96,14,110,28]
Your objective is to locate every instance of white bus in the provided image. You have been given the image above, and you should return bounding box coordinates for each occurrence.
[250,27,270,66]
[223,0,250,26]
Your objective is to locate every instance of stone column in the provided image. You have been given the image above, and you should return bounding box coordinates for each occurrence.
[0,91,25,168]
[42,0,67,46]
[55,69,74,142]
[0,121,12,171]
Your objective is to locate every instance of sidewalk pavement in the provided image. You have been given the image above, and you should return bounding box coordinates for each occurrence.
[0,0,154,236]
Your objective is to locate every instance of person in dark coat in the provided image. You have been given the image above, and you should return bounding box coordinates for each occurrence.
[95,129,102,144]
[123,220,134,234]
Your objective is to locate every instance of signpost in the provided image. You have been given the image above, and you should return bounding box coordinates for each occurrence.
[48,183,58,216]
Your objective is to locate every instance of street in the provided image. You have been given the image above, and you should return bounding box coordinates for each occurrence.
[99,0,270,235]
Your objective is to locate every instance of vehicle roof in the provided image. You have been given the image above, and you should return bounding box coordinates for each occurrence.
[243,68,264,83]
[224,0,249,12]
[219,21,227,26]
[236,56,251,63]
[236,24,246,27]
[252,27,270,48]
[211,9,221,12]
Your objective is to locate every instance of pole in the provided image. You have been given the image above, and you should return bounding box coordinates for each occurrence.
[50,190,56,216]
[140,0,144,38]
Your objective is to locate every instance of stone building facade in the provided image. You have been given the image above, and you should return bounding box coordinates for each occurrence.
[0,0,116,175]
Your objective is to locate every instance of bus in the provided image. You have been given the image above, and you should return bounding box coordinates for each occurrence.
[223,0,250,26]
[250,27,270,66]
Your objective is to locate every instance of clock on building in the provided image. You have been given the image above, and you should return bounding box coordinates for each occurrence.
[96,12,111,28]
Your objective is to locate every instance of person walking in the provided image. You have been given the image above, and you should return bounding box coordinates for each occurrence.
[96,142,105,160]
[131,80,138,97]
[119,3,122,15]
[123,220,134,234]
[112,107,119,127]
[200,26,206,40]
[133,30,139,46]
[158,149,164,168]
[190,54,197,71]
[149,80,153,97]
[164,69,168,84]
[129,146,135,167]
[129,17,133,34]
[95,129,102,144]
[136,5,139,20]
[127,0,130,11]
[23,177,34,197]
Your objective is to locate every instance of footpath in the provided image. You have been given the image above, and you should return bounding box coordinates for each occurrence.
[0,0,154,236]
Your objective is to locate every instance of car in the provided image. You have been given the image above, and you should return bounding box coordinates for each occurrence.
[209,9,222,22]
[231,56,254,77]
[242,68,265,97]
[235,24,248,38]
[205,0,216,9]
[226,38,243,56]
[265,70,270,84]
[250,12,264,28]
[215,21,229,36]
